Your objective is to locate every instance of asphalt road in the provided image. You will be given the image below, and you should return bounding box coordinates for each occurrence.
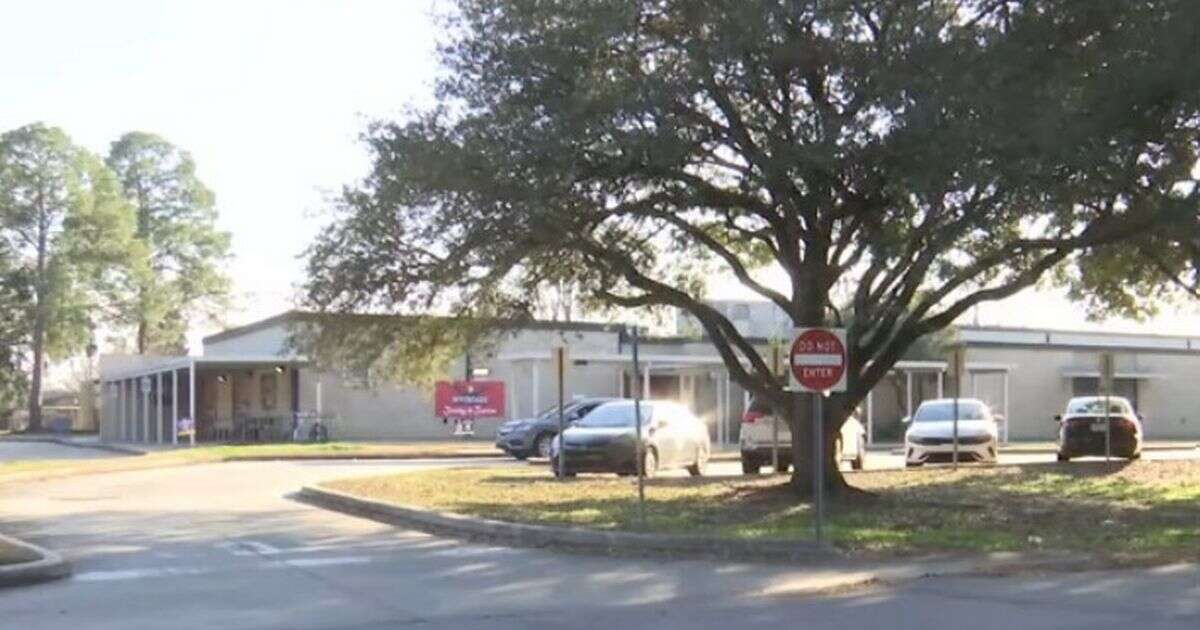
[0,448,1197,629]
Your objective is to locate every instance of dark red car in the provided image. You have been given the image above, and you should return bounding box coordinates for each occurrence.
[1056,396,1143,461]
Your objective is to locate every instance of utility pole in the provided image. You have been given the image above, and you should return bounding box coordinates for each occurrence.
[631,325,646,528]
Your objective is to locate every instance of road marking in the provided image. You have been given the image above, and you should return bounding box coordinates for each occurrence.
[215,539,283,556]
[75,566,211,582]
[73,555,375,583]
[282,555,372,568]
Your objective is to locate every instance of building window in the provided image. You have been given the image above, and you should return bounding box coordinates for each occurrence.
[1071,377,1139,410]
[730,303,750,320]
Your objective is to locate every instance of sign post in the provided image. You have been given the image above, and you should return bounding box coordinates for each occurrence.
[1100,352,1115,463]
[789,328,848,547]
[555,346,568,479]
[770,342,783,473]
[951,346,967,471]
[630,326,646,528]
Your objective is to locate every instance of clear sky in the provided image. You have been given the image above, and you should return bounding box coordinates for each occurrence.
[2,0,1197,356]
[1,0,443,350]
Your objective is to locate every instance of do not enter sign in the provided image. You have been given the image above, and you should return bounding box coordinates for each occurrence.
[789,328,848,393]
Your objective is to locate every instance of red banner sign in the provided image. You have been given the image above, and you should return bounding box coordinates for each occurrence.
[435,380,507,419]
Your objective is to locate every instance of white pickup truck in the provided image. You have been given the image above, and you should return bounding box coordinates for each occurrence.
[739,397,867,474]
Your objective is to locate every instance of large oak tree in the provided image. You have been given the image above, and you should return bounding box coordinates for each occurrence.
[304,0,1200,494]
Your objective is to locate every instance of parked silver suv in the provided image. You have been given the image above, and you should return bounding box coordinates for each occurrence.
[739,397,866,474]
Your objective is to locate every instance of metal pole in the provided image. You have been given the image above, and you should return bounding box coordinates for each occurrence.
[557,347,566,478]
[866,388,875,446]
[813,392,824,546]
[771,345,780,473]
[953,359,961,470]
[1105,390,1112,463]
[1003,371,1011,444]
[631,326,646,528]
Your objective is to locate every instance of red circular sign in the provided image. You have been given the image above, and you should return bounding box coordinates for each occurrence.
[790,329,847,392]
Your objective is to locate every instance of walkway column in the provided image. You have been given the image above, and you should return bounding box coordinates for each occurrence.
[171,369,179,445]
[1003,372,1011,444]
[188,361,196,447]
[715,371,725,447]
[156,372,164,444]
[531,361,539,416]
[124,379,131,441]
[906,371,914,417]
[643,364,651,399]
[141,377,149,444]
[120,381,127,439]
[937,371,945,399]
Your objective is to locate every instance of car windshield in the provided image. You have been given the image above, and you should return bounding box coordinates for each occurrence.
[575,402,652,428]
[534,402,582,420]
[913,401,988,422]
[1068,399,1131,415]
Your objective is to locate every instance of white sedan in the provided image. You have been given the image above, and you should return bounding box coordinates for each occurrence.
[904,398,999,467]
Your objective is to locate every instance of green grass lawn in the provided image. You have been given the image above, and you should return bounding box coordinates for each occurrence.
[324,461,1200,561]
[0,538,40,566]
[0,440,499,485]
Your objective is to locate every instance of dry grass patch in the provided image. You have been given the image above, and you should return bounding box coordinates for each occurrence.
[324,461,1200,561]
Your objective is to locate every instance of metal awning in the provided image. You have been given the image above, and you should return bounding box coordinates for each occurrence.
[1061,368,1167,380]
[101,355,309,383]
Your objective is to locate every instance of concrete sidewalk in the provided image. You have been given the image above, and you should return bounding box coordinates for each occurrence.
[880,440,1197,455]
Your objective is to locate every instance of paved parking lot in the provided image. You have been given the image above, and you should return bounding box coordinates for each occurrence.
[2,457,1197,629]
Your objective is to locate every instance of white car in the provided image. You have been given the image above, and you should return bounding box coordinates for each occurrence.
[904,398,999,467]
[739,397,867,474]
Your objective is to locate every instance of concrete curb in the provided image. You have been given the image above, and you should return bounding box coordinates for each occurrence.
[888,443,1198,456]
[298,485,834,561]
[0,534,71,588]
[226,452,505,463]
[296,485,1133,593]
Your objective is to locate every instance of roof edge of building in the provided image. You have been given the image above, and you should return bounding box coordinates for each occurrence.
[201,310,629,346]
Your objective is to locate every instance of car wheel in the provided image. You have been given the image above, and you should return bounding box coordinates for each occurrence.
[641,447,658,479]
[1128,451,1142,461]
[550,457,575,478]
[513,452,528,461]
[534,433,554,459]
[851,436,865,471]
[905,460,923,468]
[741,457,761,475]
[1056,452,1070,462]
[775,460,790,474]
[686,447,707,477]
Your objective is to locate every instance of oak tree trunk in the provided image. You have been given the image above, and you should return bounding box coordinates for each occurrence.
[788,391,850,499]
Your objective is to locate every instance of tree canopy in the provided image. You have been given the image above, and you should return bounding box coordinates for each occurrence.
[106,132,231,354]
[0,123,140,430]
[304,0,1200,492]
